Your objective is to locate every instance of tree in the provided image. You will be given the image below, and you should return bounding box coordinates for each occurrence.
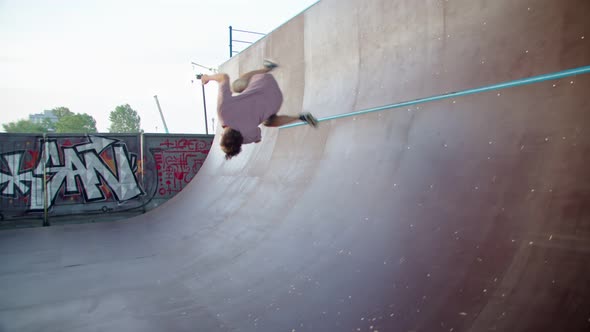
[2,119,48,133]
[2,107,97,134]
[40,106,71,132]
[55,113,97,133]
[51,107,74,120]
[47,107,97,133]
[108,104,141,133]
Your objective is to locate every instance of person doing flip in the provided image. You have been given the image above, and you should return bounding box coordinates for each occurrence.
[201,60,318,160]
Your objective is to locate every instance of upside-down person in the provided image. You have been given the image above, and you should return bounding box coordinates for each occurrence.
[201,60,319,160]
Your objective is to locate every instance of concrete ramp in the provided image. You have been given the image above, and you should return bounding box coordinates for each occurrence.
[2,0,590,331]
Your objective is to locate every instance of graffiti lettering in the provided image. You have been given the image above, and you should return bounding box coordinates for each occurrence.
[0,153,33,196]
[0,134,213,224]
[0,136,144,211]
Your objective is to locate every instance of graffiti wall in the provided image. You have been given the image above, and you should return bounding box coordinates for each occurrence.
[148,137,211,198]
[0,133,213,228]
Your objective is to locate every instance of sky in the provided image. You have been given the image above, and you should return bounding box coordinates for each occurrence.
[0,0,318,134]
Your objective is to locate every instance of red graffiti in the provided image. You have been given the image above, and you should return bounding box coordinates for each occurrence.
[159,138,210,152]
[25,150,39,169]
[153,138,211,197]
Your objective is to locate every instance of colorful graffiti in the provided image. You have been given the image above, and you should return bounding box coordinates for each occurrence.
[0,133,213,227]
[151,138,211,197]
[0,136,143,211]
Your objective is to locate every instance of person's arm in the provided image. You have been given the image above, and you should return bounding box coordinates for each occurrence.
[202,73,232,110]
[201,73,229,85]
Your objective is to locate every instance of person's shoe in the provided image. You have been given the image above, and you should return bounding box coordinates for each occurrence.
[299,112,319,128]
[263,59,279,70]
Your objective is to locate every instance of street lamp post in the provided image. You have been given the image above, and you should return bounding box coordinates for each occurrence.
[196,74,208,135]
[191,62,216,135]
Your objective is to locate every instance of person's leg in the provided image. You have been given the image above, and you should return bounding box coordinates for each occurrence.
[263,113,319,128]
[232,60,278,93]
[232,68,269,93]
[263,114,299,127]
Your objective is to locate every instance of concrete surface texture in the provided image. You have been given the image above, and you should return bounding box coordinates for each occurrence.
[1,0,590,331]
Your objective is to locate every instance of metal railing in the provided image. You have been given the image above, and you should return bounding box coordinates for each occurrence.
[229,26,266,57]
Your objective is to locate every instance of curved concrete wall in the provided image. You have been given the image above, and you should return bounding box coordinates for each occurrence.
[0,0,589,331]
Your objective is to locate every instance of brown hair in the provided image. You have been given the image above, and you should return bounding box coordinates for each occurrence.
[220,128,243,160]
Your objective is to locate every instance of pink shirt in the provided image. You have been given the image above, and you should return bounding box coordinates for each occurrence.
[217,74,283,144]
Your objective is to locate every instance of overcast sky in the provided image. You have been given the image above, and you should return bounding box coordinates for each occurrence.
[0,0,318,134]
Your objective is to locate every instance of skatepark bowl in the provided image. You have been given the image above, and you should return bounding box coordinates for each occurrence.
[1,0,590,331]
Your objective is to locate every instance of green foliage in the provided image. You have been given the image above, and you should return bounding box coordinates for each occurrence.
[55,113,97,133]
[40,118,56,131]
[51,107,74,120]
[2,119,49,133]
[2,106,97,134]
[108,104,141,133]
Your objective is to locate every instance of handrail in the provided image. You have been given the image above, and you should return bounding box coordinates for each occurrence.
[231,28,266,36]
[229,26,266,57]
[281,65,590,129]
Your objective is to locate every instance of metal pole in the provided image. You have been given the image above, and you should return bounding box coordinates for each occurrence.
[231,28,266,36]
[42,133,50,227]
[139,132,145,187]
[139,132,146,213]
[201,79,208,135]
[153,95,169,134]
[232,39,257,44]
[229,26,233,58]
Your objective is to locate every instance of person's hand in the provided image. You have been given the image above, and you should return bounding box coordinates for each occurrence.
[201,74,210,85]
